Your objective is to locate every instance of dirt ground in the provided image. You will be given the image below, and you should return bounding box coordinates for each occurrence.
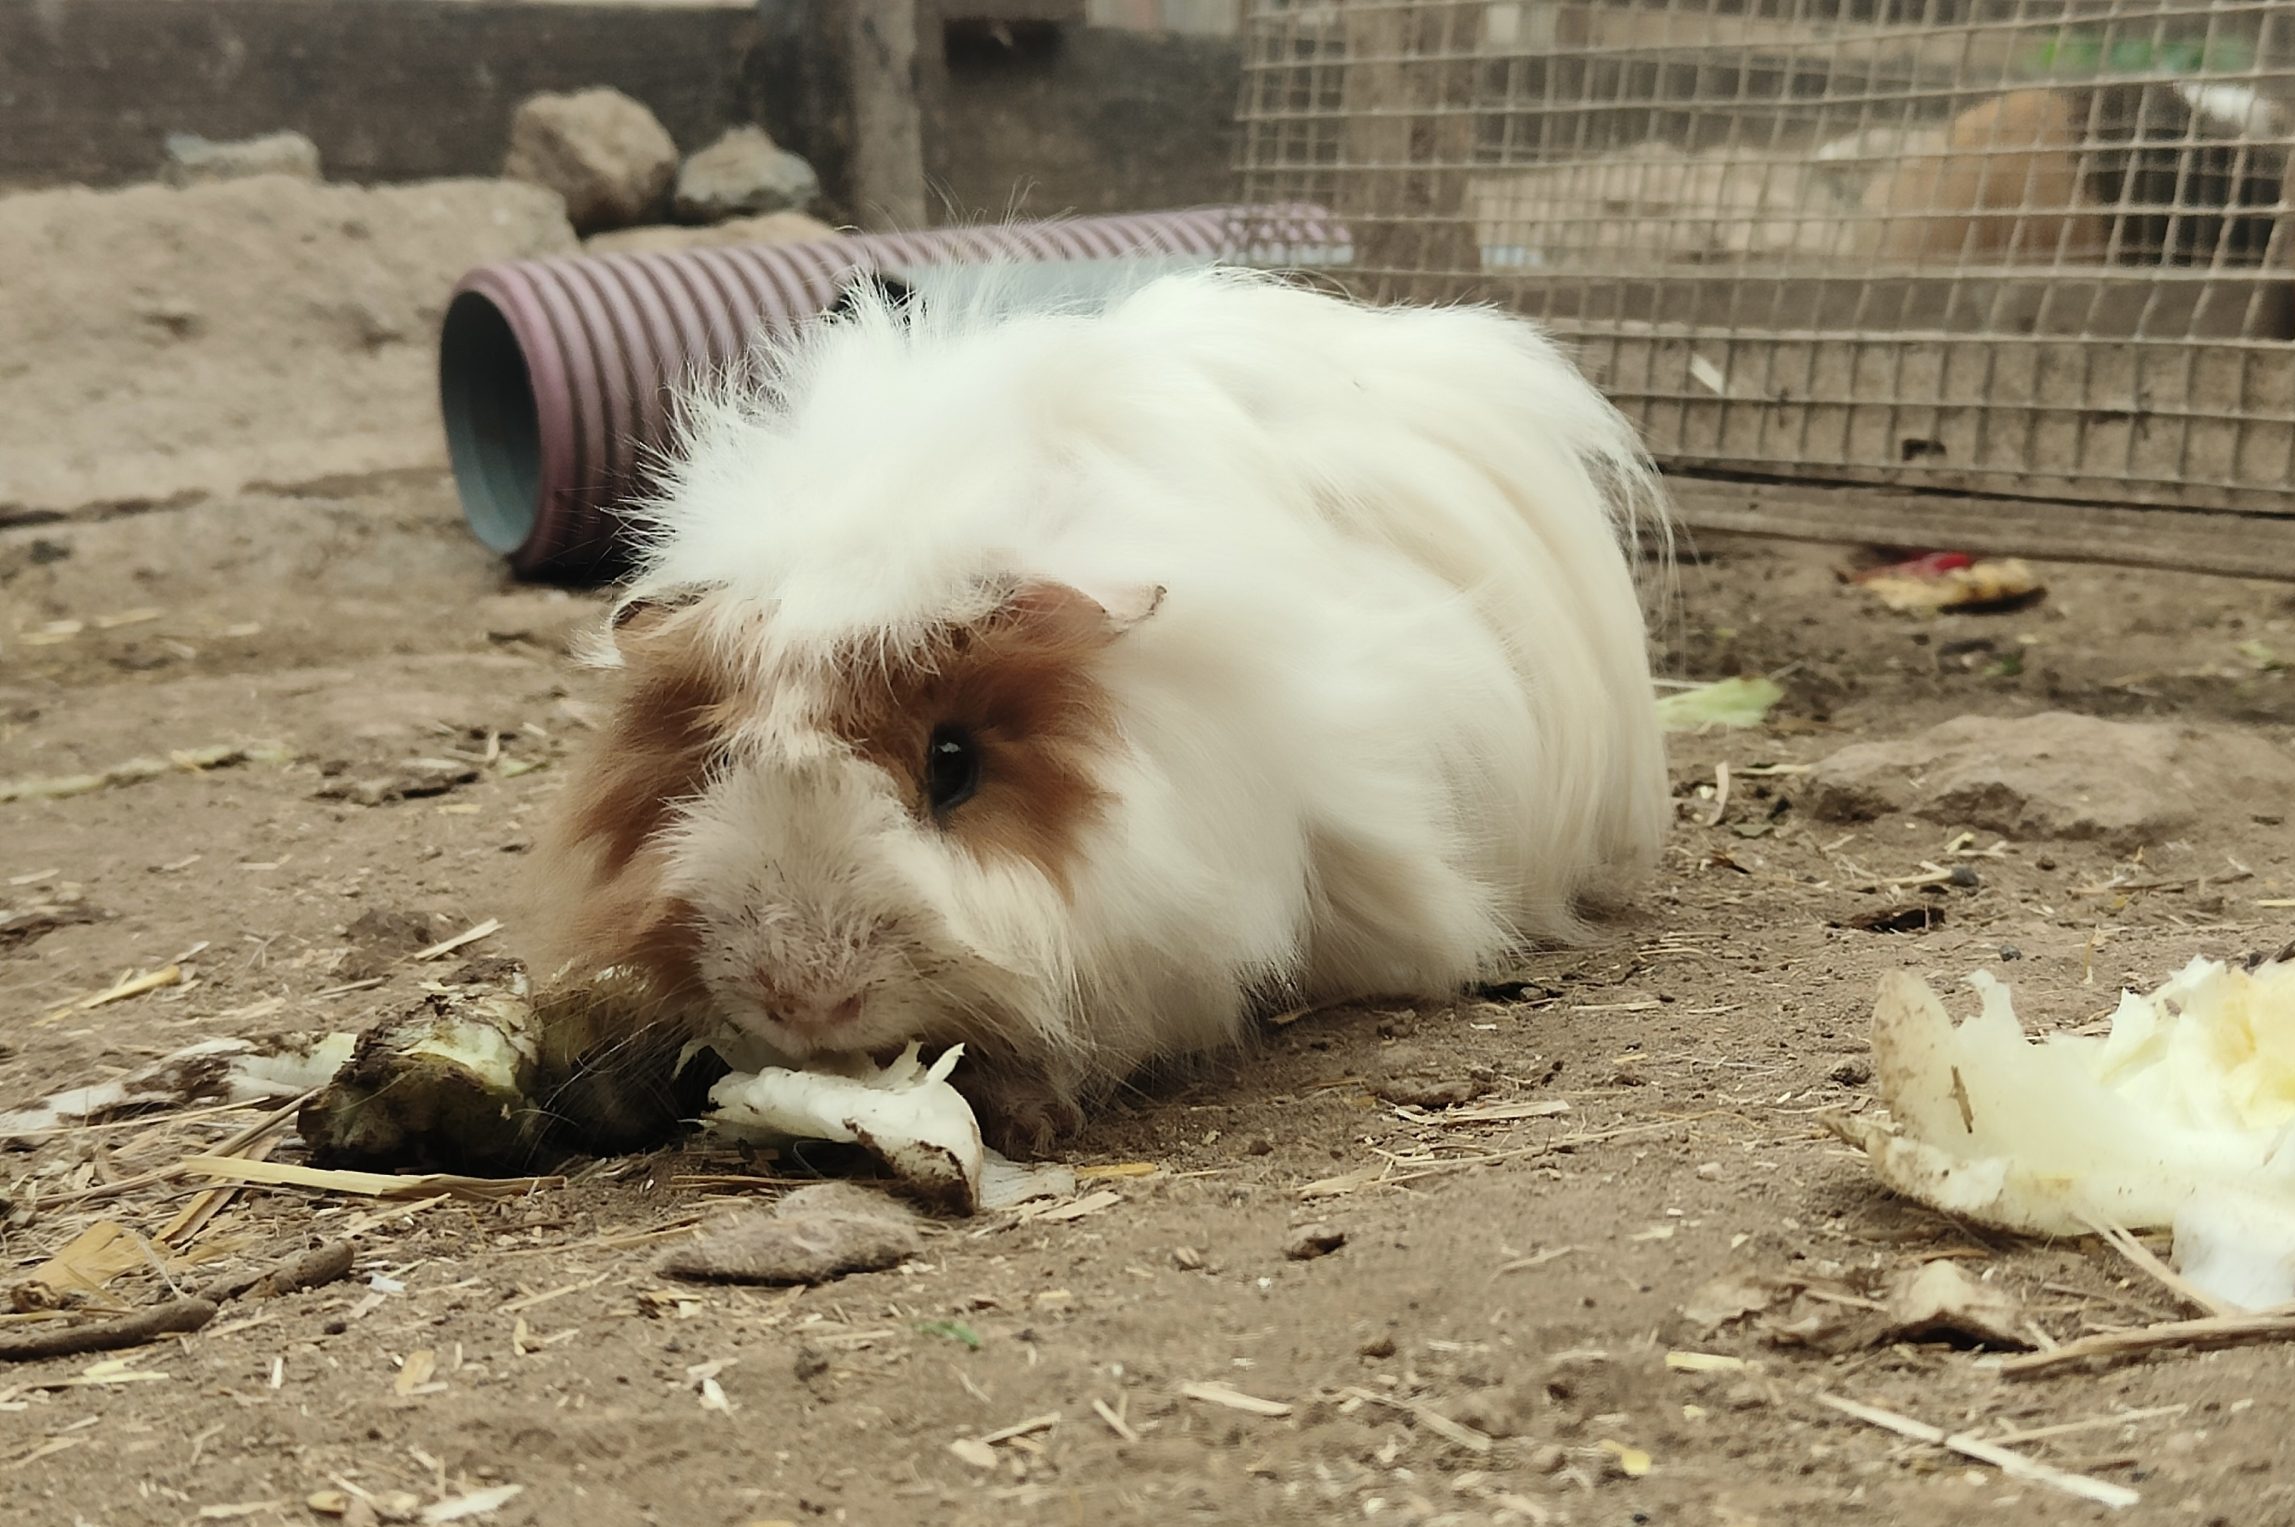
[0,177,572,520]
[4,464,2293,1526]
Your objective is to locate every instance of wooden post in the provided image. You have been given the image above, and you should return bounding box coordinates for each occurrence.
[1339,0,1483,304]
[846,0,933,232]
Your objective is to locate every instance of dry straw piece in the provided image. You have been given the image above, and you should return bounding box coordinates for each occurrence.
[1999,1311,2295,1376]
[1340,1387,1496,1454]
[1815,1392,2139,1508]
[1178,1381,1293,1418]
[178,1156,558,1201]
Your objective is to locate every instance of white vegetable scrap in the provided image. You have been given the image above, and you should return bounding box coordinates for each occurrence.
[707,1042,988,1212]
[1831,956,2295,1310]
[0,1033,356,1139]
[705,1045,1074,1216]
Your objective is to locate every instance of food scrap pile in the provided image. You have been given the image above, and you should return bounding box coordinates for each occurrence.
[1832,953,2295,1310]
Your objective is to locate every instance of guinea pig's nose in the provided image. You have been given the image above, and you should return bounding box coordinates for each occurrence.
[780,992,863,1034]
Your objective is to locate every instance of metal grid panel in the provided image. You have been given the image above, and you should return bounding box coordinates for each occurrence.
[1237,0,2295,516]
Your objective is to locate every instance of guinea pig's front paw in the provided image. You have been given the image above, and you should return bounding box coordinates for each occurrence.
[956,1066,1086,1160]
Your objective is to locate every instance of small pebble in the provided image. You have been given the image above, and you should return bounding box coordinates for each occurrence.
[1948,864,1981,888]
[1285,1224,1347,1261]
[1172,1246,1206,1271]
[1999,944,2023,961]
[661,1195,920,1287]
[1357,1333,1396,1359]
[1828,1059,1872,1087]
[948,1437,999,1471]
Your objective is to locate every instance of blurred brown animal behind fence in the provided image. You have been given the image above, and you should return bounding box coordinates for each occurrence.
[1859,88,2108,264]
[1858,81,2294,270]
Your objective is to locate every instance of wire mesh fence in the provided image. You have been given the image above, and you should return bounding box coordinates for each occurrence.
[1236,0,2295,559]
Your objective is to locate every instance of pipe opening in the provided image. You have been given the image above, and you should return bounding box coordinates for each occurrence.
[439,290,542,557]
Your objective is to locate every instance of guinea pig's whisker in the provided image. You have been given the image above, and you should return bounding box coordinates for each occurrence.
[906,971,1040,1049]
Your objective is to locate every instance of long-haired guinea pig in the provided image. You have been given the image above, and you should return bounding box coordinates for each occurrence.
[520,265,1673,1155]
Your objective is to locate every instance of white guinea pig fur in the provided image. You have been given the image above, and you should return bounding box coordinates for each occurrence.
[522,264,1671,1152]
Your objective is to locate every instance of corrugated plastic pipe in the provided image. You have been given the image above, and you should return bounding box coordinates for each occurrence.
[439,205,1343,582]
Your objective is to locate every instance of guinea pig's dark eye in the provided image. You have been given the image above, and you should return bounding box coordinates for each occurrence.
[925,724,981,815]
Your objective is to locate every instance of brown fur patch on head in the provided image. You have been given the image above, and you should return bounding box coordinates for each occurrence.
[821,581,1136,893]
[520,602,738,992]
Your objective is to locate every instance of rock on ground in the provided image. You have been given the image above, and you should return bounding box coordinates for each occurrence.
[0,177,575,518]
[1804,710,2295,848]
[502,87,677,233]
[673,126,821,223]
[582,209,837,258]
[161,131,323,186]
[660,1183,926,1286]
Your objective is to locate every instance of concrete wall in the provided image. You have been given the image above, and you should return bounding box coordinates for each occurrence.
[1086,0,1241,34]
[0,0,1243,221]
[0,1,766,188]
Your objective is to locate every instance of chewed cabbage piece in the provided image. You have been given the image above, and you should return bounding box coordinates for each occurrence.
[2173,1188,2295,1312]
[707,1043,987,1213]
[299,995,549,1172]
[1829,960,2295,1309]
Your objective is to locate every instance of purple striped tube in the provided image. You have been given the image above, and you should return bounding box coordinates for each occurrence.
[439,204,1342,581]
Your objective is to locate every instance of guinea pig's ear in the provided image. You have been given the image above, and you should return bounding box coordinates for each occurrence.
[1094,583,1167,633]
[582,585,712,669]
[1000,580,1165,645]
[609,585,711,640]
